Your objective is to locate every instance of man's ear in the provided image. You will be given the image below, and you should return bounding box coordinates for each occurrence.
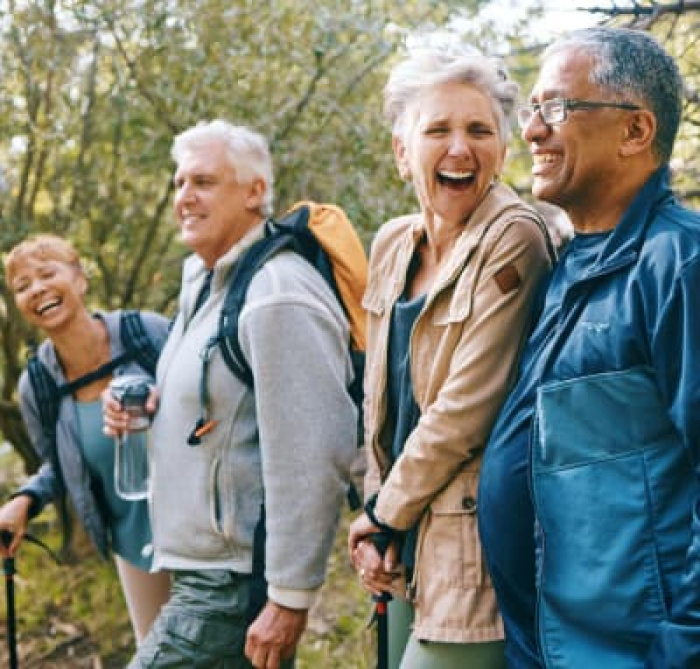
[620,109,656,158]
[392,135,411,182]
[246,178,267,211]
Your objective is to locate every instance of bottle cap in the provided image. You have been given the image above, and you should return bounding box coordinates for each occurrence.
[110,374,152,408]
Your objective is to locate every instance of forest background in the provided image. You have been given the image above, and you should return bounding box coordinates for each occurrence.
[0,0,698,666]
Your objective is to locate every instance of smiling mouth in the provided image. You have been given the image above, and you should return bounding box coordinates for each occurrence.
[532,154,558,166]
[437,169,476,187]
[36,298,61,316]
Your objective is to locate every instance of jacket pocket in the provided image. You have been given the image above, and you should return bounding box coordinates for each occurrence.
[422,470,483,588]
[209,456,225,536]
[531,368,687,650]
[211,419,264,550]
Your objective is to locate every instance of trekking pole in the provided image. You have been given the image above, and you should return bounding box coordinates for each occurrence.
[1,529,61,669]
[368,532,392,669]
[1,531,18,669]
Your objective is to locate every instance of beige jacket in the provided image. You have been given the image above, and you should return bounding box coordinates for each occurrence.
[363,183,552,643]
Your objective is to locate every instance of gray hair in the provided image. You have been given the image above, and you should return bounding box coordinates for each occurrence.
[544,27,683,165]
[384,36,519,143]
[171,120,274,217]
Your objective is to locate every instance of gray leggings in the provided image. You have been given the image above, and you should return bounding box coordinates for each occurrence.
[388,597,507,669]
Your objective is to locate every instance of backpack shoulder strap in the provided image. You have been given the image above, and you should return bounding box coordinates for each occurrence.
[218,224,296,387]
[25,311,159,436]
[27,354,62,436]
[119,309,160,376]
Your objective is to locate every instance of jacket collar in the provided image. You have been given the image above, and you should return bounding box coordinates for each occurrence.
[410,182,539,297]
[581,165,674,277]
[182,220,267,295]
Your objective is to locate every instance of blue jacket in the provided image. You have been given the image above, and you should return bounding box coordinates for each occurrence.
[481,167,700,669]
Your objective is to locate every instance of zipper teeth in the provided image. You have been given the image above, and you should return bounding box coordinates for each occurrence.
[530,414,547,664]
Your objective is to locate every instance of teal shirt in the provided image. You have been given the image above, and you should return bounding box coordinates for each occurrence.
[75,400,153,570]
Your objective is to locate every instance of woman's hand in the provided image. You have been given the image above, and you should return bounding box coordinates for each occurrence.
[0,495,32,557]
[102,385,159,436]
[348,513,401,596]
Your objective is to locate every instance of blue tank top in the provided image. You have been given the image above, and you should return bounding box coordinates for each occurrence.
[387,290,426,570]
[74,400,154,570]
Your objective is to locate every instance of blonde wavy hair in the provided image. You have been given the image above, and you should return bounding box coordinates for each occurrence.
[4,234,84,287]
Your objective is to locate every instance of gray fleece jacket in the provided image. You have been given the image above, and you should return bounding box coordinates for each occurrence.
[150,223,357,609]
[17,310,170,558]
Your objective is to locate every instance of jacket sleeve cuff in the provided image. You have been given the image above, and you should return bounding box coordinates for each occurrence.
[365,492,401,535]
[267,585,319,610]
[10,490,42,518]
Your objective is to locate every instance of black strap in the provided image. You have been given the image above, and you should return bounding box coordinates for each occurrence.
[191,270,214,318]
[120,310,159,376]
[218,225,297,387]
[57,353,131,396]
[28,311,157,430]
[27,356,61,436]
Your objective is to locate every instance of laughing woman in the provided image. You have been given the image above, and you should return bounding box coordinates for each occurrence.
[348,38,553,669]
[0,234,170,644]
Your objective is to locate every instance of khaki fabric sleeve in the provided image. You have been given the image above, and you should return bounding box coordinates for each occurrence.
[375,215,551,529]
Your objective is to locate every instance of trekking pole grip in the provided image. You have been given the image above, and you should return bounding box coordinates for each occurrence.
[1,531,15,574]
[368,532,393,606]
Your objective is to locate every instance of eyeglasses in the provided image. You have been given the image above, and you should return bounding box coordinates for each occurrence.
[517,98,642,129]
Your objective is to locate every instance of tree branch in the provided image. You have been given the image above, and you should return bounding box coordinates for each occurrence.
[122,179,174,307]
[586,1,700,20]
[578,0,700,28]
[107,20,180,135]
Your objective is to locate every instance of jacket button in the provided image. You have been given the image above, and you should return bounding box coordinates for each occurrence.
[462,496,477,514]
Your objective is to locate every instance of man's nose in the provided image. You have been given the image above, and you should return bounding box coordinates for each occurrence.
[521,110,550,143]
[175,182,196,207]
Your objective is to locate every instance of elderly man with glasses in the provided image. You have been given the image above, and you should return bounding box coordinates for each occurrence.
[477,26,700,669]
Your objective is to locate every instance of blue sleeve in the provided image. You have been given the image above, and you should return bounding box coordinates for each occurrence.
[646,254,700,667]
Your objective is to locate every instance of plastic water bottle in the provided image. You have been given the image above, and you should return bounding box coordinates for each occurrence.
[110,374,152,501]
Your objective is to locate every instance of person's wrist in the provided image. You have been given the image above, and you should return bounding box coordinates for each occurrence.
[364,493,398,535]
[8,492,37,516]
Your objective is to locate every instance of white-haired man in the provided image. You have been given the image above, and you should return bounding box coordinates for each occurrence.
[107,120,357,669]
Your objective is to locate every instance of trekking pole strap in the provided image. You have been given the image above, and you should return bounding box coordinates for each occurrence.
[1,529,62,565]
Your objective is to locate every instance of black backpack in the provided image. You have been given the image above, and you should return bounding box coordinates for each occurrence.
[188,202,368,465]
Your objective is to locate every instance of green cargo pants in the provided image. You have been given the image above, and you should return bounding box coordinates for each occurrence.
[129,570,294,669]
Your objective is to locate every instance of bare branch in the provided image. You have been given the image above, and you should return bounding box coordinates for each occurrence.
[69,33,101,214]
[586,2,700,18]
[271,48,333,147]
[122,179,175,307]
[107,20,180,135]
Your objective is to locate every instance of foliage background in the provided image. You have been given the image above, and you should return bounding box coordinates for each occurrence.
[0,0,699,665]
